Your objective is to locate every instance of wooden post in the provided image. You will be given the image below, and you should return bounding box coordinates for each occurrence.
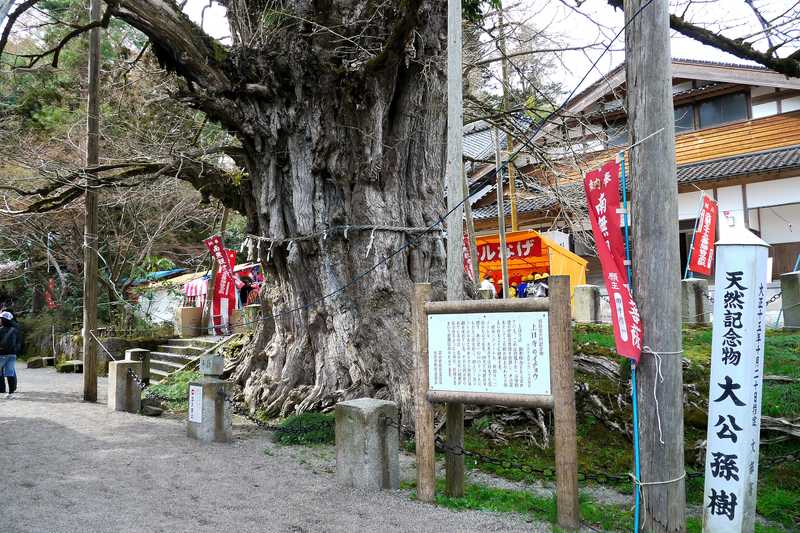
[625,0,686,530]
[493,129,510,298]
[498,6,518,232]
[549,275,580,530]
[82,0,102,402]
[445,0,466,498]
[462,167,480,283]
[414,283,436,503]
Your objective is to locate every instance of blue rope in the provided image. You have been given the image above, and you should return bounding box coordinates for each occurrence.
[619,152,641,532]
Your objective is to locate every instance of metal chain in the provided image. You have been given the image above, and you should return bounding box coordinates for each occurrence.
[766,291,782,306]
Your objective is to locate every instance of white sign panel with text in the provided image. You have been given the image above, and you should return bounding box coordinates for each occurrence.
[702,228,768,533]
[428,312,550,396]
[188,384,203,423]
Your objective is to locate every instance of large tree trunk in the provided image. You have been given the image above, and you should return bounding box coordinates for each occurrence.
[222,2,449,420]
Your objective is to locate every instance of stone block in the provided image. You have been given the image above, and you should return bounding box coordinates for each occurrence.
[478,289,494,300]
[175,306,202,338]
[573,285,600,323]
[199,354,224,377]
[780,271,800,329]
[186,378,233,443]
[682,278,710,325]
[108,360,142,414]
[26,357,44,369]
[229,309,243,333]
[335,398,399,491]
[125,349,151,386]
[56,360,83,373]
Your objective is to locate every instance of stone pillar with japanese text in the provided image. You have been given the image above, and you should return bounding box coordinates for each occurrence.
[702,223,769,532]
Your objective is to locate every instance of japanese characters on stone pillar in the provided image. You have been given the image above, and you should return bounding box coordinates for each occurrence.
[703,221,769,533]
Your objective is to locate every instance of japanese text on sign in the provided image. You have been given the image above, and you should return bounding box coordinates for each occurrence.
[477,237,542,262]
[703,236,768,532]
[583,159,642,362]
[427,312,550,396]
[188,385,203,423]
[689,196,718,276]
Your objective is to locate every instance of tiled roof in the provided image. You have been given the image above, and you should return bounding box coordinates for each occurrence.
[677,144,800,183]
[472,145,800,220]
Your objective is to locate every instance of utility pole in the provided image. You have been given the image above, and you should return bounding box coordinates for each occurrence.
[82,0,101,402]
[445,0,465,497]
[498,5,518,231]
[625,1,685,531]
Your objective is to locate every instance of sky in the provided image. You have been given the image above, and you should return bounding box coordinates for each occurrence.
[182,0,783,100]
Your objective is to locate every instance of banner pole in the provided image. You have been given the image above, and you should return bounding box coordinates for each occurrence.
[683,198,705,280]
[618,151,641,532]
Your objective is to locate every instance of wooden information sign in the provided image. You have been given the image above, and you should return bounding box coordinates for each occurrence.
[413,276,579,530]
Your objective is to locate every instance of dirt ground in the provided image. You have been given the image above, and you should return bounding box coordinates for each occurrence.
[1,367,550,533]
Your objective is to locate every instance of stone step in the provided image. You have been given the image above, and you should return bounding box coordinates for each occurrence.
[149,367,169,384]
[150,359,186,374]
[157,344,206,355]
[149,351,195,365]
[168,337,223,347]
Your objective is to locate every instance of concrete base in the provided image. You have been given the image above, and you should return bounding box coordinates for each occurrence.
[125,349,150,386]
[780,271,800,329]
[176,306,202,338]
[682,278,710,325]
[186,378,233,443]
[108,361,142,413]
[573,285,600,323]
[335,398,399,491]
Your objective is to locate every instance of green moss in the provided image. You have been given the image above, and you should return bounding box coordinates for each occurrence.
[144,370,200,411]
[271,412,335,446]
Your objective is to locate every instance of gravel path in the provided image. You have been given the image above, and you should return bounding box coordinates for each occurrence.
[1,367,547,533]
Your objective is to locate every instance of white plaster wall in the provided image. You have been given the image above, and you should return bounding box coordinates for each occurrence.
[759,203,800,244]
[678,190,703,220]
[746,176,800,208]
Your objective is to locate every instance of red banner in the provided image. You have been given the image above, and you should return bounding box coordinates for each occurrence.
[688,195,718,276]
[203,235,235,280]
[44,278,58,310]
[584,160,642,362]
[584,160,629,280]
[477,236,542,262]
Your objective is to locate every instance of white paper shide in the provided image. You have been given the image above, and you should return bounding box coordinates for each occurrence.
[428,311,550,396]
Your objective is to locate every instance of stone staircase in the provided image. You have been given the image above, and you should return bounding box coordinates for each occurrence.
[149,337,224,384]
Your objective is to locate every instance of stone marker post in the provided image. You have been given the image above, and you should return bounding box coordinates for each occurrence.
[682,278,710,325]
[780,271,800,329]
[187,353,232,443]
[335,398,399,491]
[125,348,151,386]
[108,360,142,413]
[573,285,600,323]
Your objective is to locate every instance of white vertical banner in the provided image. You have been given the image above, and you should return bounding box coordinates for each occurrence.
[703,223,769,532]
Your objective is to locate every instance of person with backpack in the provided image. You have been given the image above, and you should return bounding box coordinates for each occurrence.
[0,310,21,398]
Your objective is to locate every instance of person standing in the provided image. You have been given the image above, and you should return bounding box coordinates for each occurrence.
[0,311,20,398]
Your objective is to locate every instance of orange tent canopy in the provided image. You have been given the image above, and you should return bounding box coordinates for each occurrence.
[476,230,587,295]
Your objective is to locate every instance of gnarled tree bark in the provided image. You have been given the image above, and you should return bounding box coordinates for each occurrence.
[103,0,450,419]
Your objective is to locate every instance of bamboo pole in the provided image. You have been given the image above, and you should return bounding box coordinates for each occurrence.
[462,167,480,283]
[498,6,519,232]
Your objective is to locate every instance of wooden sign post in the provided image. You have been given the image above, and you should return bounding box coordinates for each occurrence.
[414,275,579,530]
